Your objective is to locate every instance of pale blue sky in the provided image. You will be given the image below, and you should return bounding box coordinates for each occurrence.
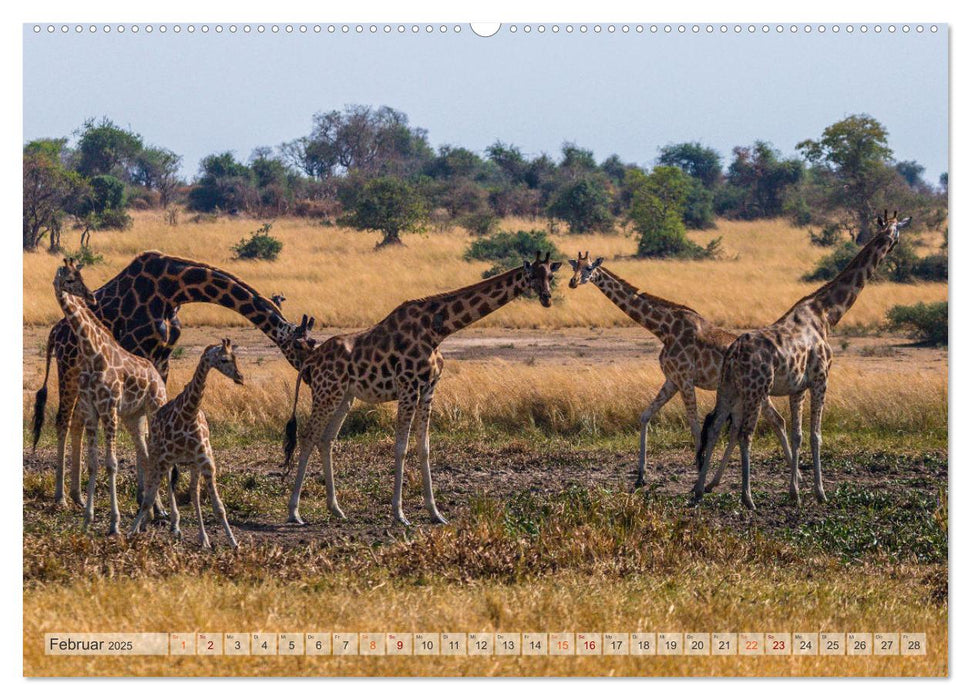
[23,25,949,182]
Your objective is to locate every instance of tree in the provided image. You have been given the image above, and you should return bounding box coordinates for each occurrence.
[797,114,895,242]
[657,142,723,188]
[187,152,255,213]
[629,166,719,259]
[22,140,89,250]
[547,175,614,233]
[75,117,144,180]
[339,176,427,247]
[132,147,182,207]
[895,160,926,189]
[719,141,803,220]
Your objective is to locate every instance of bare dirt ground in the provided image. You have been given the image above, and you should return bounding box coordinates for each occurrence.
[23,324,948,373]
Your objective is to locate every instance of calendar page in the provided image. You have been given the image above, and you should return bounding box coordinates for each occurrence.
[21,17,948,678]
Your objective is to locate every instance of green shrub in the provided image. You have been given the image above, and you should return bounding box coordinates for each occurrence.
[547,176,614,234]
[64,246,105,267]
[887,302,947,345]
[458,208,499,236]
[465,229,563,278]
[231,223,283,261]
[629,165,720,260]
[809,223,843,247]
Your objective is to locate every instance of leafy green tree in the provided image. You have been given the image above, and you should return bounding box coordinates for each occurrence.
[464,229,563,278]
[630,166,719,259]
[797,114,895,242]
[339,176,428,247]
[658,142,723,188]
[75,117,144,180]
[22,139,89,250]
[895,160,927,189]
[187,152,255,213]
[547,175,614,233]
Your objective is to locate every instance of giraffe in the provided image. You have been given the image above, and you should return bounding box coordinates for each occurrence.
[693,211,912,509]
[52,259,167,535]
[130,339,245,549]
[32,251,317,507]
[567,252,792,487]
[282,252,563,526]
[271,293,287,308]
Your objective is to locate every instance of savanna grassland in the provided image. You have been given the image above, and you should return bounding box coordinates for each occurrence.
[23,213,947,676]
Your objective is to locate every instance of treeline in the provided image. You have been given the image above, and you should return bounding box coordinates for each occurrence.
[24,108,947,267]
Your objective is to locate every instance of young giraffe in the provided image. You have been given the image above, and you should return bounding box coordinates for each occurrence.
[568,252,792,487]
[53,259,167,535]
[283,252,563,526]
[33,251,316,508]
[130,339,245,549]
[693,211,912,509]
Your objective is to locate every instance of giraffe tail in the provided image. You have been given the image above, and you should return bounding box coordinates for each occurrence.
[695,409,733,469]
[31,327,56,451]
[281,367,305,472]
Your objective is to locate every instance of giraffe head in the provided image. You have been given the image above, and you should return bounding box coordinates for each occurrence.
[567,251,605,288]
[53,258,97,306]
[876,209,912,249]
[522,251,562,307]
[278,314,318,365]
[204,338,245,385]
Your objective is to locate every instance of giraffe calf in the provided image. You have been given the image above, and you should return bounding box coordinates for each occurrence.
[130,339,244,549]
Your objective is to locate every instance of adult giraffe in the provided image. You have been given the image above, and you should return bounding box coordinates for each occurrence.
[32,250,317,506]
[693,211,911,509]
[282,252,562,526]
[568,252,791,487]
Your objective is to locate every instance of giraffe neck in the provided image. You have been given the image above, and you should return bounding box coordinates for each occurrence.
[56,291,115,364]
[416,267,529,341]
[97,252,303,369]
[803,232,898,327]
[174,357,213,419]
[592,267,693,343]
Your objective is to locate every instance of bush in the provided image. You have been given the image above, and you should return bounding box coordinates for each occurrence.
[887,302,947,345]
[629,166,720,259]
[804,240,948,283]
[465,229,563,278]
[231,223,283,261]
[458,208,499,236]
[64,246,105,267]
[95,209,133,230]
[809,223,843,247]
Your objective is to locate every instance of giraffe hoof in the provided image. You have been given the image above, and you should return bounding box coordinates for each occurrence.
[633,478,646,489]
[689,490,704,506]
[815,490,827,504]
[106,525,120,537]
[742,497,756,511]
[71,495,85,508]
[430,513,449,525]
[287,515,306,526]
[395,515,412,527]
[329,507,347,521]
[789,492,802,507]
[704,482,719,493]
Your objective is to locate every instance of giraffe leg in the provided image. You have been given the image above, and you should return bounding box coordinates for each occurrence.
[636,379,678,488]
[705,427,737,493]
[68,409,85,507]
[287,389,344,525]
[788,392,806,506]
[392,390,419,526]
[169,465,182,539]
[82,419,99,531]
[53,391,75,506]
[130,455,164,536]
[102,412,121,536]
[809,382,828,504]
[415,383,446,524]
[190,467,209,549]
[316,395,353,521]
[761,399,793,471]
[202,448,238,550]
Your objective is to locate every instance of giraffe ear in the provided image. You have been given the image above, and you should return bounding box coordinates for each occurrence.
[522,260,533,272]
[550,261,562,272]
[896,216,912,230]
[569,259,579,271]
[593,257,604,268]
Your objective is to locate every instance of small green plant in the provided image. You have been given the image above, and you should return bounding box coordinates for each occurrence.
[170,347,187,360]
[232,223,283,261]
[887,301,947,345]
[465,229,563,278]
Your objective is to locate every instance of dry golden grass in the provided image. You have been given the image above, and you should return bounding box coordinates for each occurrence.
[23,353,947,443]
[23,212,947,331]
[24,570,946,676]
